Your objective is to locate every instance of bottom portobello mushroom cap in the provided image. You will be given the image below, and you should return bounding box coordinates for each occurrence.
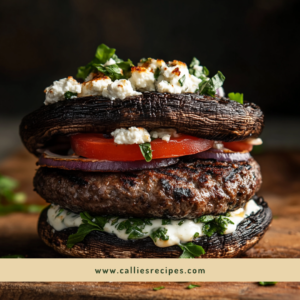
[38,196,272,258]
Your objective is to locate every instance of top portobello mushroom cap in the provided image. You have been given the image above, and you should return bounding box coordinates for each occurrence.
[20,92,264,156]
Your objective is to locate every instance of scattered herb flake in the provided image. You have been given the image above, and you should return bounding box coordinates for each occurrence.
[150,227,169,242]
[153,286,165,291]
[154,67,161,80]
[64,91,77,100]
[179,242,205,258]
[162,219,172,225]
[186,284,200,289]
[259,282,277,286]
[228,92,243,104]
[178,220,184,226]
[178,74,186,86]
[193,232,200,239]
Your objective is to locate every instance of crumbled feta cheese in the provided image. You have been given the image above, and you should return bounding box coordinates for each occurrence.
[129,67,155,91]
[111,127,151,144]
[102,79,142,100]
[150,128,179,143]
[212,141,224,150]
[104,58,116,66]
[156,60,201,94]
[80,74,112,97]
[244,138,263,145]
[44,76,81,105]
[138,58,166,72]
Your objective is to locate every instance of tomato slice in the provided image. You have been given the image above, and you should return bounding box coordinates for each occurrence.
[223,141,253,152]
[71,133,213,161]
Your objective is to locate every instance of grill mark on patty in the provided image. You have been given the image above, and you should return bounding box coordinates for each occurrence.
[173,187,193,202]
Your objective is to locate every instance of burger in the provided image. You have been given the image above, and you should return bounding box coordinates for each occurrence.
[20,44,272,258]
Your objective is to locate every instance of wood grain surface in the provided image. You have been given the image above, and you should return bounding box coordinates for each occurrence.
[0,148,300,299]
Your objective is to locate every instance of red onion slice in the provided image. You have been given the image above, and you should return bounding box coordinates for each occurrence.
[39,150,179,172]
[189,149,251,162]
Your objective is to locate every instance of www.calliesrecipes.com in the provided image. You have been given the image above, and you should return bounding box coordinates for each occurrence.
[95,267,205,275]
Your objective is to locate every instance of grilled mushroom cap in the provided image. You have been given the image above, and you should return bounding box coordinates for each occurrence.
[38,196,271,258]
[20,92,264,156]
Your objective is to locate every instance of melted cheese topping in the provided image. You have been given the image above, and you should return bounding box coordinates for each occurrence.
[47,199,261,248]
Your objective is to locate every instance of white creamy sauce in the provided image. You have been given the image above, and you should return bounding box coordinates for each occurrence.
[44,76,81,105]
[47,199,261,248]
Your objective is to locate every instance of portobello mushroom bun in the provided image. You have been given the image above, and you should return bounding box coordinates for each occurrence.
[20,43,271,258]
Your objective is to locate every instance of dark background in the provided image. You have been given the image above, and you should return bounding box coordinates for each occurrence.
[0,0,299,116]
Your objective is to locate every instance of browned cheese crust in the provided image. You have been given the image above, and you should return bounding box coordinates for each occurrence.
[38,196,272,258]
[20,92,264,156]
[34,157,262,219]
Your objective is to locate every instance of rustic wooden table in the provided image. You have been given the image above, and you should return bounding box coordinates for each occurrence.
[0,149,300,299]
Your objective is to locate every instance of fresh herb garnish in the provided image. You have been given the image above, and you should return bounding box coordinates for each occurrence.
[150,227,169,242]
[153,286,165,291]
[116,218,148,240]
[162,219,172,225]
[0,255,25,258]
[139,142,153,162]
[189,57,210,77]
[202,216,234,237]
[178,220,184,226]
[66,212,109,248]
[198,71,225,96]
[228,92,243,104]
[179,242,205,258]
[154,67,161,80]
[64,91,77,100]
[178,74,186,87]
[140,58,148,63]
[259,282,278,286]
[55,208,64,218]
[193,232,199,239]
[194,215,214,223]
[77,44,133,80]
[186,284,200,289]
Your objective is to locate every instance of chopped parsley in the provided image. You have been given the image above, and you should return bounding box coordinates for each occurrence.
[162,219,172,225]
[259,282,277,286]
[202,215,234,237]
[194,215,214,223]
[139,142,153,162]
[228,92,244,104]
[150,227,169,242]
[154,67,161,80]
[193,232,199,239]
[186,284,200,289]
[153,286,165,291]
[178,220,184,226]
[197,71,225,97]
[64,91,77,100]
[178,74,186,86]
[179,242,205,258]
[77,44,133,80]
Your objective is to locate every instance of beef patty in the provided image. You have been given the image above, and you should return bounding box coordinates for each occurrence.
[34,157,262,219]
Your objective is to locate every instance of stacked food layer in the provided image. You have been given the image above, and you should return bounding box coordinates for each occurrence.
[20,44,271,258]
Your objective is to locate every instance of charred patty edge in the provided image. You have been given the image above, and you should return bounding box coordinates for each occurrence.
[38,196,271,258]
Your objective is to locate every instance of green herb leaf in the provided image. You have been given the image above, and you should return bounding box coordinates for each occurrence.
[178,220,184,226]
[153,286,165,291]
[194,215,214,223]
[139,142,153,162]
[179,242,205,258]
[162,219,171,225]
[198,71,225,96]
[154,67,161,80]
[77,44,132,80]
[193,232,199,239]
[228,92,244,104]
[201,215,234,237]
[140,58,148,63]
[259,282,277,286]
[178,74,186,87]
[55,208,64,218]
[186,284,200,289]
[189,57,200,69]
[0,254,25,258]
[64,91,78,100]
[150,227,169,242]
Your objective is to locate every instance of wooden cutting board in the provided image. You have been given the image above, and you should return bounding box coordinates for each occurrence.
[0,148,300,299]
